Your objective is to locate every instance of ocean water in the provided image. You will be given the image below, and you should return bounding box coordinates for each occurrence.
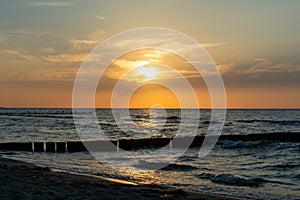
[0,108,299,199]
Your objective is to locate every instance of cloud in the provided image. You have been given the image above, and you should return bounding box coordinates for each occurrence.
[1,49,40,63]
[142,50,169,59]
[103,36,225,79]
[29,1,71,7]
[64,38,100,55]
[40,47,56,54]
[217,64,231,74]
[43,53,87,63]
[245,59,300,74]
[114,59,149,70]
[109,37,225,54]
[96,15,108,21]
[253,58,269,62]
[201,42,226,48]
[105,57,203,82]
[218,58,300,76]
[0,36,7,44]
[35,68,77,81]
[71,39,100,45]
[0,66,77,82]
[0,30,54,35]
[104,59,146,80]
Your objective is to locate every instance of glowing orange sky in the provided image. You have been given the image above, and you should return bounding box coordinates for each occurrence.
[128,84,180,109]
[94,49,207,108]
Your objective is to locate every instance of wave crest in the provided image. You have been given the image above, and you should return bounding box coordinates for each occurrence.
[197,173,265,187]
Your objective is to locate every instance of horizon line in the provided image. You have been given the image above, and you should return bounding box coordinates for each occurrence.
[1,107,300,110]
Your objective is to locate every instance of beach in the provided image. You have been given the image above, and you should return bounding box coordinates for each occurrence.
[0,157,238,200]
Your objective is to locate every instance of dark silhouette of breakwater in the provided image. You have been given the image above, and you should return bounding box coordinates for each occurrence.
[0,132,299,153]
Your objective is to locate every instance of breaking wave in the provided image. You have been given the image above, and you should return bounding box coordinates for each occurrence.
[197,173,266,187]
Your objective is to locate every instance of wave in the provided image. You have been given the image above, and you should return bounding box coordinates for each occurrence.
[259,163,299,170]
[236,119,300,126]
[135,160,197,171]
[197,173,266,187]
[155,116,181,121]
[292,174,300,179]
[219,132,300,143]
[202,120,223,125]
[166,116,181,120]
[99,121,116,126]
[0,111,73,115]
[161,163,198,171]
[0,113,73,119]
[224,122,233,126]
[134,115,147,119]
[0,110,94,120]
[0,151,18,156]
[219,141,268,149]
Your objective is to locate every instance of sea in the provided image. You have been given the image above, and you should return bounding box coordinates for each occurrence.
[0,108,299,200]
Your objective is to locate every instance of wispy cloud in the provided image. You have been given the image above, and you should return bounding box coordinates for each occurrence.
[219,58,300,76]
[1,49,40,63]
[29,1,71,7]
[201,42,226,48]
[216,64,231,74]
[96,15,108,21]
[43,53,87,63]
[0,36,7,44]
[1,47,87,64]
[0,66,77,82]
[245,59,300,74]
[35,68,77,81]
[0,30,54,35]
[72,39,100,45]
[65,38,101,55]
[40,47,56,54]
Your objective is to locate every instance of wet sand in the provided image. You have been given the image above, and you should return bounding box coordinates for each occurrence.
[0,157,238,200]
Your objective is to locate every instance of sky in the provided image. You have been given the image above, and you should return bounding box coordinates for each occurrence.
[0,0,299,108]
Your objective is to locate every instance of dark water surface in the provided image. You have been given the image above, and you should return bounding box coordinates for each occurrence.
[0,108,299,199]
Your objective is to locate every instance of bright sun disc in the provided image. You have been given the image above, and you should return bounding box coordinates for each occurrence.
[137,66,159,81]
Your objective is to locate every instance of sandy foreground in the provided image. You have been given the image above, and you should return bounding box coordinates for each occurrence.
[0,157,238,200]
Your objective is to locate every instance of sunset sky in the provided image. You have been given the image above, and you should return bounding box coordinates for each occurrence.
[0,0,299,108]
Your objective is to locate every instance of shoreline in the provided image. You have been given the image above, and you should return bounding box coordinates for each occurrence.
[0,157,239,200]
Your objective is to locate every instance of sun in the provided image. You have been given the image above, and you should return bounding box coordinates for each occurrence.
[137,66,159,82]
